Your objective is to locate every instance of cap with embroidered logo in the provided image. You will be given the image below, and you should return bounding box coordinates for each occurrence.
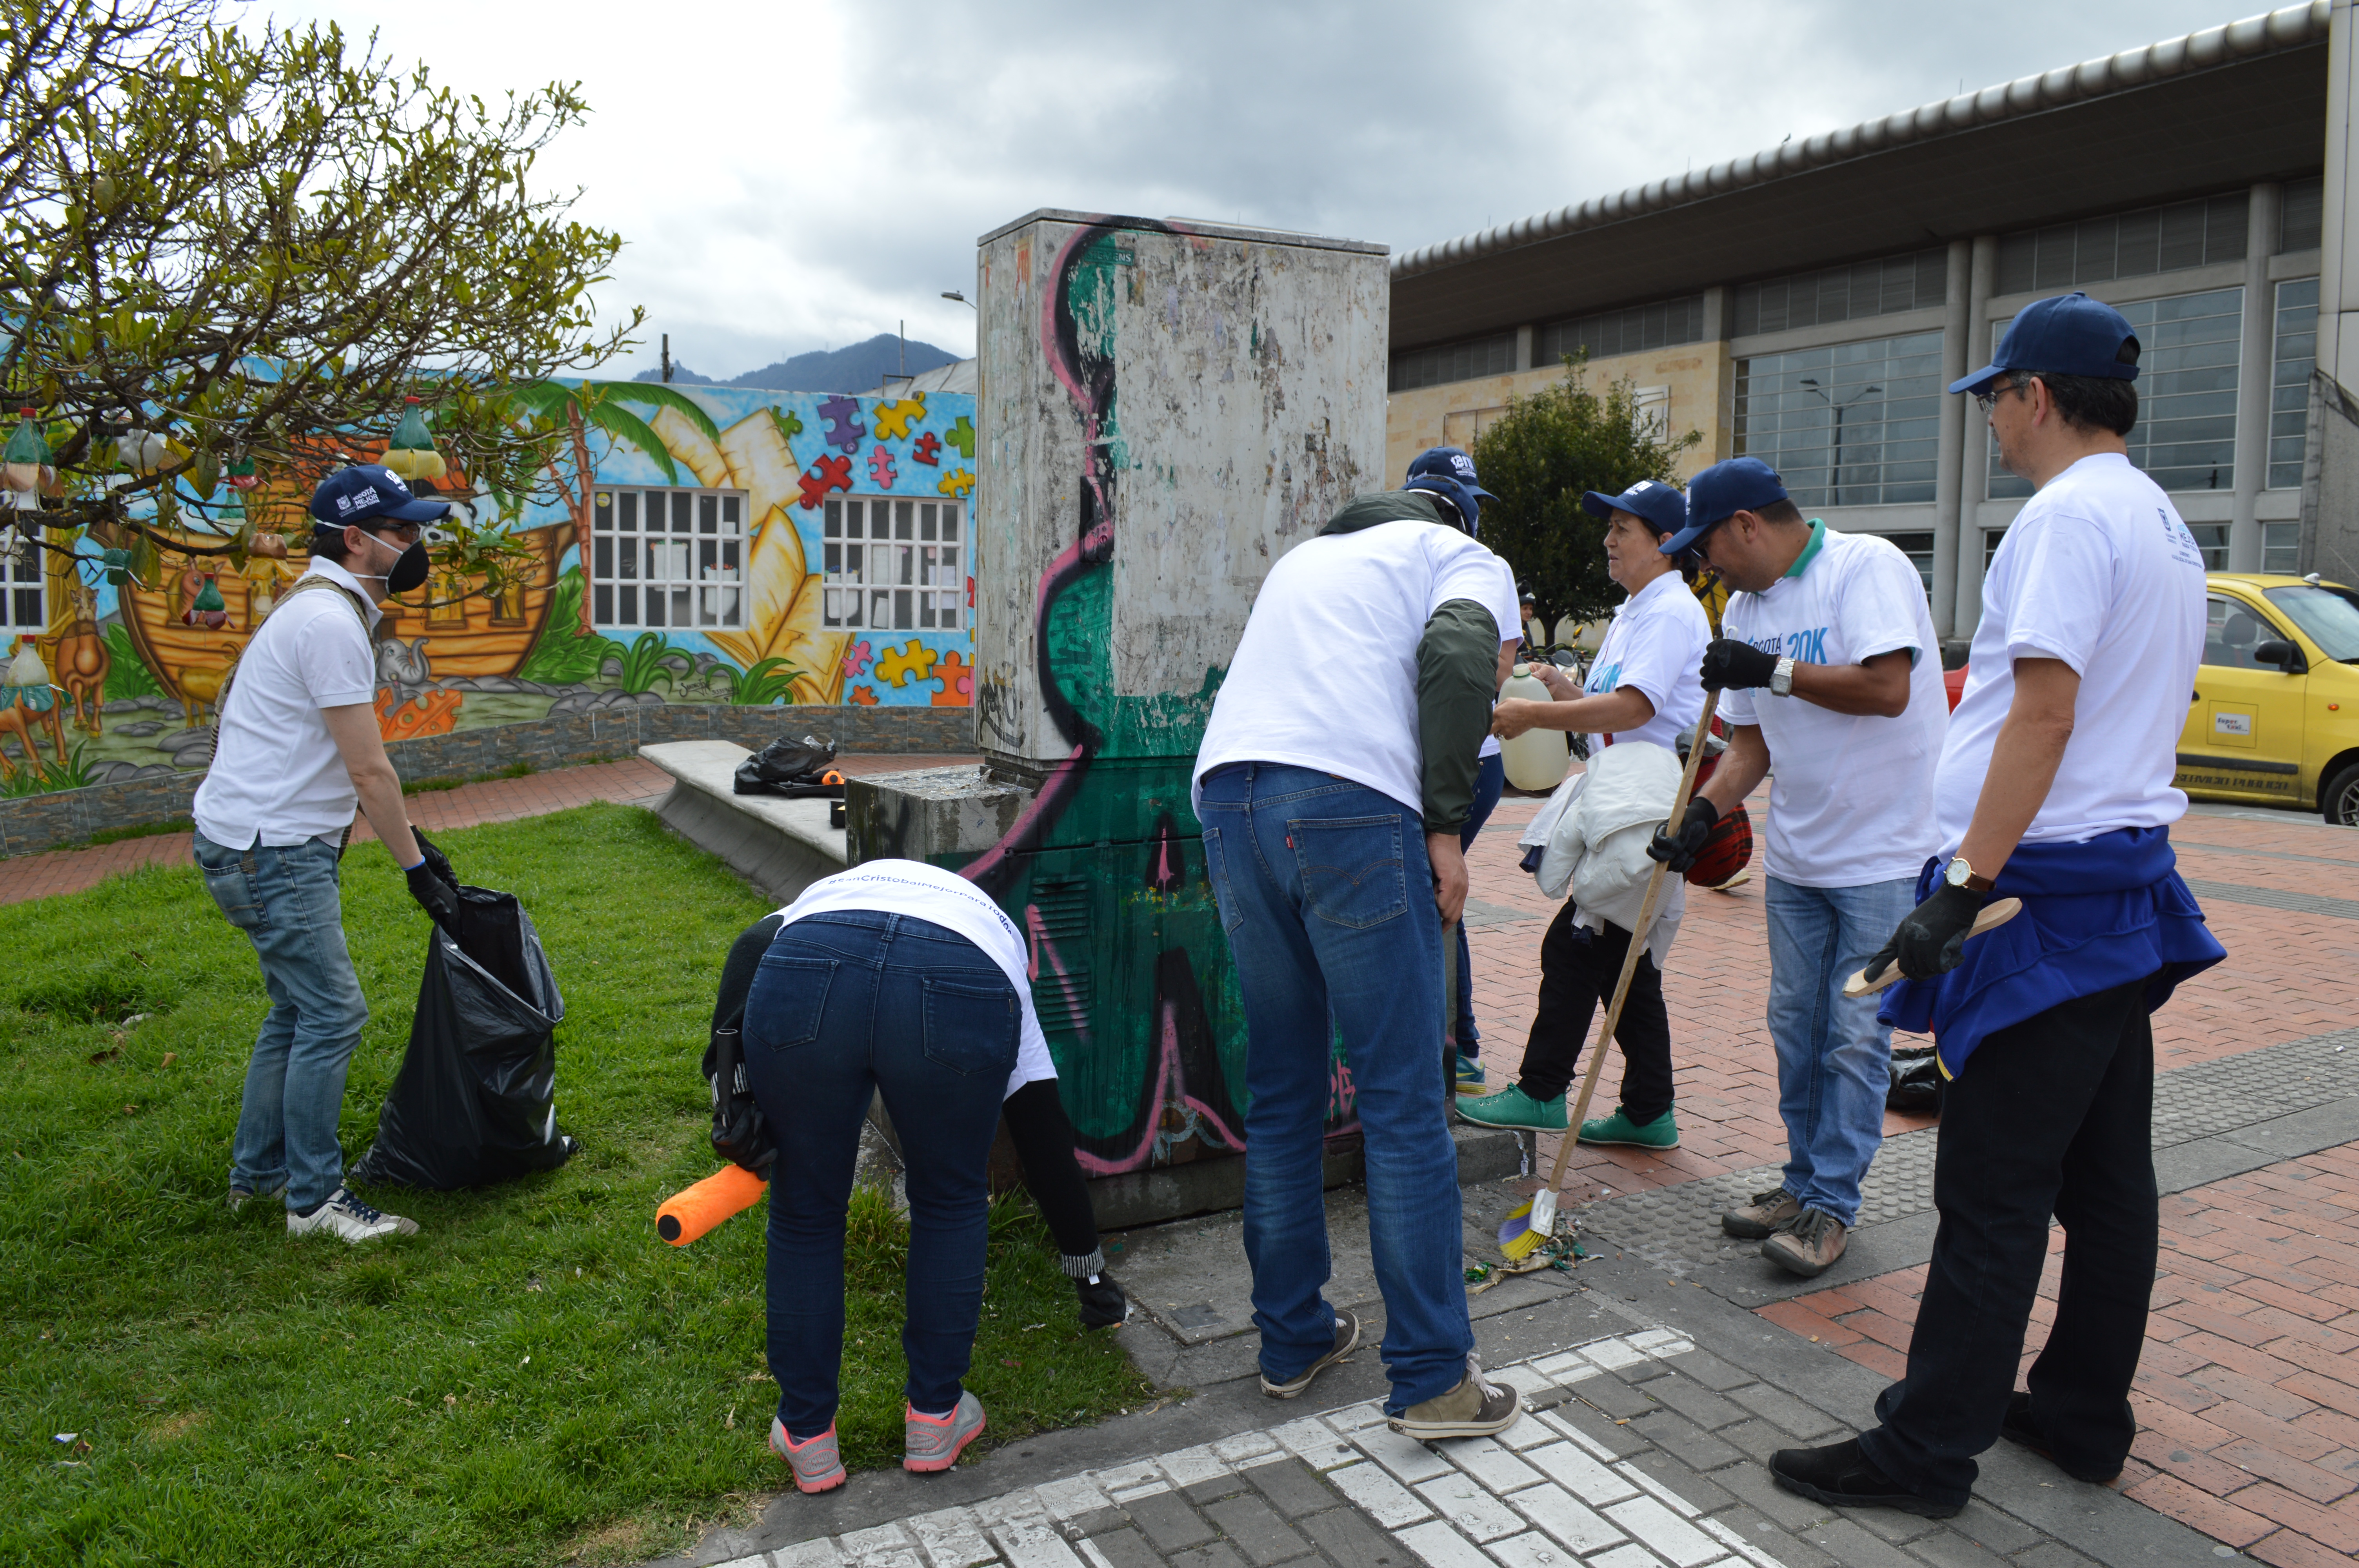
[307,464,453,530]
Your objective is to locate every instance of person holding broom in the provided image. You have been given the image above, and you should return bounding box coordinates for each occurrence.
[1646,456,1947,1279]
[1460,477,1708,1152]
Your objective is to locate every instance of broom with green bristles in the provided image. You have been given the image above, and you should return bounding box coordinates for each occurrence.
[1498,691,1720,1263]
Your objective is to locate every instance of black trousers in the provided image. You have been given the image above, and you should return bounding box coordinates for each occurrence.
[714,915,1103,1268]
[1514,905,1673,1123]
[1857,976,2158,1505]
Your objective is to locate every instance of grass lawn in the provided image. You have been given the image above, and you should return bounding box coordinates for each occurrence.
[0,804,1149,1567]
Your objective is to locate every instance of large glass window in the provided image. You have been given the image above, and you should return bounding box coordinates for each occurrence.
[1994,193,2247,295]
[2270,276,2319,490]
[1733,330,1942,508]
[1882,531,1936,598]
[1537,296,1703,366]
[1734,250,1945,338]
[1390,333,1515,392]
[591,486,743,631]
[1987,287,2242,503]
[2280,176,2324,255]
[821,495,963,632]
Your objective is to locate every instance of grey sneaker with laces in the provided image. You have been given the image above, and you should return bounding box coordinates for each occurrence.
[1259,1307,1360,1399]
[286,1188,418,1244]
[1721,1185,1802,1240]
[1762,1208,1848,1277]
[904,1389,987,1472]
[1389,1354,1521,1439]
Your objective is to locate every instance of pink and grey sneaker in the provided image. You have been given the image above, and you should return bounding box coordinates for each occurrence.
[903,1390,987,1472]
[770,1416,847,1494]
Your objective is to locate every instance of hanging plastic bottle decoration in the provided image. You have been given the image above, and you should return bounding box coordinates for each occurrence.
[182,570,229,630]
[225,454,261,492]
[101,547,131,587]
[382,396,445,483]
[114,421,169,475]
[2,408,53,511]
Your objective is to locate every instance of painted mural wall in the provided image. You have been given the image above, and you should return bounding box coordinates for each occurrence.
[0,385,975,796]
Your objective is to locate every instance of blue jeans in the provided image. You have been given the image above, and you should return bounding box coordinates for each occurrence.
[1199,763,1471,1412]
[193,831,372,1211]
[740,911,1018,1441]
[1453,753,1506,1049]
[1764,875,1918,1227]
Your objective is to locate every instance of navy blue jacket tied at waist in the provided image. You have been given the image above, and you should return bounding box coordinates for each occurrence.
[1876,826,2225,1079]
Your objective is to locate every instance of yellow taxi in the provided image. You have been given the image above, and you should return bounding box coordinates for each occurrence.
[2175,572,2359,824]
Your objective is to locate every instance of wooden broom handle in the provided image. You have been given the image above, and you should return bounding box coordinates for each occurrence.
[1545,689,1721,1194]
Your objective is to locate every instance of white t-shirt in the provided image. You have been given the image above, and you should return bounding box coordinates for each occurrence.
[774,859,1054,1098]
[1193,517,1520,817]
[1935,452,2206,851]
[1579,571,1710,755]
[1719,527,1946,887]
[192,561,382,850]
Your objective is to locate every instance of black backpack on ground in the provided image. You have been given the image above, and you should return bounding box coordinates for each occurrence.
[733,733,844,799]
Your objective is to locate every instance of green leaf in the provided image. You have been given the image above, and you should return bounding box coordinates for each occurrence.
[586,402,678,485]
[601,381,720,443]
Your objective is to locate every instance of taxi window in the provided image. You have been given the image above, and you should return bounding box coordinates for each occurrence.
[2264,583,2359,662]
[2203,595,2285,669]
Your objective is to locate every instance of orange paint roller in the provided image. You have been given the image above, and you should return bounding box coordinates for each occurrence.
[656,1163,769,1246]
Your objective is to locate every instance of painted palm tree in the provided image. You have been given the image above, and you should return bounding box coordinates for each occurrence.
[500,380,722,635]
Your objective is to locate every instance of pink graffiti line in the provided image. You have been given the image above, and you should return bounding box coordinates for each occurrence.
[1022,902,1090,1044]
[1071,996,1250,1176]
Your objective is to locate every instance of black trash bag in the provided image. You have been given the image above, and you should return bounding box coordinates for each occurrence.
[1887,1045,1944,1116]
[733,732,843,799]
[350,886,575,1189]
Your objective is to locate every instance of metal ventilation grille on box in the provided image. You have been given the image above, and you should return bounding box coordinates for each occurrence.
[1027,879,1094,1036]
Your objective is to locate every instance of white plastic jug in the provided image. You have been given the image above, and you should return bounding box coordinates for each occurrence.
[1498,663,1570,792]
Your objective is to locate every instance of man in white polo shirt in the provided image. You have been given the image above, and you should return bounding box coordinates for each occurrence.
[1765,294,2225,1518]
[193,463,463,1245]
[1648,457,1946,1278]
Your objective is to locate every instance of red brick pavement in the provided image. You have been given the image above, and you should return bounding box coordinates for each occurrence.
[1773,1145,2359,1566]
[0,753,979,905]
[1464,794,2359,1196]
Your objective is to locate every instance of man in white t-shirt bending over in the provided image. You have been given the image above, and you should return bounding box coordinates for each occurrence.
[1648,457,1945,1279]
[1193,449,1523,1441]
[1767,294,2224,1519]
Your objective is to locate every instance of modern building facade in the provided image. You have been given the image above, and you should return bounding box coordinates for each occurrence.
[1382,2,2341,646]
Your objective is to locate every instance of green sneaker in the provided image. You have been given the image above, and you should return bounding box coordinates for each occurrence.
[1578,1107,1679,1149]
[1456,1085,1567,1131]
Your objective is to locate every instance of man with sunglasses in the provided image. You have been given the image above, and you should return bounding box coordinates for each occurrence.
[1765,294,2225,1517]
[194,463,464,1245]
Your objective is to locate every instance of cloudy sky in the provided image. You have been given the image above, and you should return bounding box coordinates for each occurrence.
[288,0,2253,380]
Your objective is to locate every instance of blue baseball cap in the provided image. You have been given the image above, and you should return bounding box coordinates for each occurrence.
[1950,292,2141,396]
[1581,479,1687,539]
[1658,457,1787,555]
[307,464,453,530]
[1403,446,1496,532]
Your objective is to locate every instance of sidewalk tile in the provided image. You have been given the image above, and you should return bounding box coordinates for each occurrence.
[1327,1462,1434,1529]
[1271,1418,1357,1472]
[1439,1435,1544,1494]
[1352,1425,1456,1484]
[1507,1482,1627,1554]
[1394,1521,1494,1568]
[1412,1473,1526,1543]
[1200,1495,1314,1565]
[907,1511,996,1568]
[1600,1496,1725,1568]
[1520,1442,1639,1508]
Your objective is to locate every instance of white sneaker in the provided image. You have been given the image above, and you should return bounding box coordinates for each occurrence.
[287,1188,419,1244]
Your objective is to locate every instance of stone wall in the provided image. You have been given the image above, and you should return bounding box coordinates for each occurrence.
[0,702,974,858]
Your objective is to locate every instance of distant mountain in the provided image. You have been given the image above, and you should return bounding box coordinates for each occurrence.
[631,333,960,393]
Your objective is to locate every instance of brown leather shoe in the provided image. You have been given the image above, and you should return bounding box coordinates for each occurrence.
[1721,1185,1802,1240]
[1762,1209,1847,1277]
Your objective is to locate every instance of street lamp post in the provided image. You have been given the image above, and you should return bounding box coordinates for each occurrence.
[1797,377,1881,508]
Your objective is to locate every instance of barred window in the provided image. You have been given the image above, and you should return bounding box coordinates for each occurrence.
[591,487,743,631]
[1733,330,1943,509]
[2269,276,2319,490]
[1389,334,1516,392]
[1734,250,1945,338]
[1537,296,1704,366]
[1987,287,2242,502]
[1995,193,2248,296]
[822,495,964,632]
[1882,532,1936,599]
[0,540,41,631]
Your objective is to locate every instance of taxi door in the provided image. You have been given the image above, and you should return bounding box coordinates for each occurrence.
[2175,590,2308,804]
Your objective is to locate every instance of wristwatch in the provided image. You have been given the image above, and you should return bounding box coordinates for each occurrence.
[1942,856,1996,894]
[1769,655,1796,697]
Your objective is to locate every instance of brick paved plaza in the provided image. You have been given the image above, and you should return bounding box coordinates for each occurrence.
[12,759,2356,1568]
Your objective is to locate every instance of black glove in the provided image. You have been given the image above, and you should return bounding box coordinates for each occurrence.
[405,858,460,929]
[1647,796,1719,873]
[1699,638,1779,691]
[409,828,457,892]
[1862,881,1988,984]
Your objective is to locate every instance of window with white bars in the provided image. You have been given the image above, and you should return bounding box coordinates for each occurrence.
[0,539,43,631]
[591,487,744,631]
[821,495,964,632]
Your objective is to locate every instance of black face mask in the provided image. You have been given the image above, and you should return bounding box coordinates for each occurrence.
[383,539,430,595]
